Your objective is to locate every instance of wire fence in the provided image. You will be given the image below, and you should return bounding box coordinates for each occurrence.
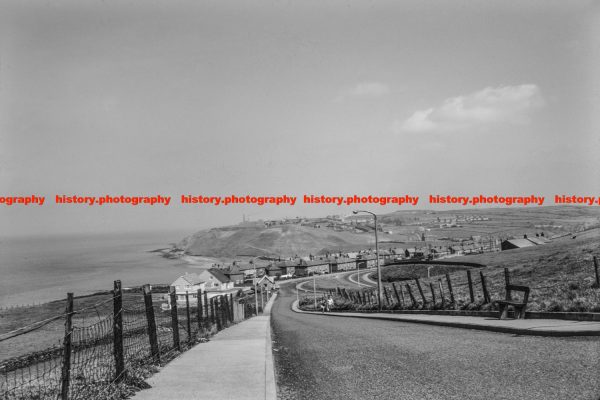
[302,255,600,313]
[1,281,258,400]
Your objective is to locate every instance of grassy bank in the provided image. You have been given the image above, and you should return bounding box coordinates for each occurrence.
[306,230,600,313]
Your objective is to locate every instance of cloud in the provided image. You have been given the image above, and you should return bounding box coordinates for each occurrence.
[335,82,390,102]
[395,84,545,133]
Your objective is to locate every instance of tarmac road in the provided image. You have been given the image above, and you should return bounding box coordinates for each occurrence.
[271,284,600,400]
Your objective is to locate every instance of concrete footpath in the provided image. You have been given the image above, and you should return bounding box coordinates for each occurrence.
[292,301,600,337]
[133,295,277,400]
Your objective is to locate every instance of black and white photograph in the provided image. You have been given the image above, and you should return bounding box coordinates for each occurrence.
[1,1,599,399]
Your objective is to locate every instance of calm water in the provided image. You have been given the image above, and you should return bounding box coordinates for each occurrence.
[0,230,199,306]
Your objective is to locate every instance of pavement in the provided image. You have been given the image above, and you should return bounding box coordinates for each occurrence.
[292,300,600,336]
[273,285,600,400]
[132,294,277,400]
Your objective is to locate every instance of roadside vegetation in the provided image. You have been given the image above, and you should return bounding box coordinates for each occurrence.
[301,230,600,313]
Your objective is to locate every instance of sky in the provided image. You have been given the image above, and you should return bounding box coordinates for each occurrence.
[0,0,598,236]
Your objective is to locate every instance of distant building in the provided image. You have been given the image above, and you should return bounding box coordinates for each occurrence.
[330,257,356,273]
[197,268,235,292]
[267,264,283,278]
[224,264,244,286]
[170,273,206,303]
[295,258,330,276]
[501,238,537,250]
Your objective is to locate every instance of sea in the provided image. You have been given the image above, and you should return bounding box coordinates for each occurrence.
[0,230,207,307]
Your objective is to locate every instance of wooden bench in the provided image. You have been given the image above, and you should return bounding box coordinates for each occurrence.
[494,284,530,319]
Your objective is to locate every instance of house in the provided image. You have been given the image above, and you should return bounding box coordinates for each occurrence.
[224,264,244,286]
[238,263,258,280]
[274,259,299,276]
[356,254,378,269]
[330,257,356,272]
[501,238,537,250]
[170,273,206,304]
[295,258,330,276]
[197,268,235,292]
[267,264,283,278]
[255,275,277,291]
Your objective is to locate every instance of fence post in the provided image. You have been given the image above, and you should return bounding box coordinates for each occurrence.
[504,267,512,300]
[406,285,417,308]
[383,287,391,306]
[438,280,445,308]
[204,291,209,323]
[480,271,491,304]
[169,287,180,351]
[392,283,402,307]
[210,296,216,325]
[399,284,406,306]
[429,282,436,306]
[143,284,160,364]
[113,280,125,382]
[197,289,203,332]
[467,270,475,303]
[185,291,192,344]
[414,279,426,305]
[223,295,229,325]
[60,293,74,400]
[445,273,455,307]
[230,294,235,322]
[593,256,599,287]
[215,297,222,331]
[223,294,230,325]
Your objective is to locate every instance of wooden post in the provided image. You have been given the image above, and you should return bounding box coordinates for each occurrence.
[204,291,209,322]
[230,294,235,322]
[143,284,160,363]
[406,284,417,308]
[185,291,192,343]
[429,282,436,306]
[467,270,475,303]
[113,280,125,381]
[415,279,427,305]
[392,283,402,307]
[224,294,231,324]
[399,284,406,306]
[383,286,392,306]
[169,287,180,351]
[210,296,216,325]
[480,271,491,304]
[445,273,455,306]
[197,289,203,331]
[60,293,74,400]
[438,280,445,308]
[504,267,512,300]
[594,256,599,287]
[215,297,222,331]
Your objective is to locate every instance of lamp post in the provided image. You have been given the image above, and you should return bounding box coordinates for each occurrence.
[353,210,382,310]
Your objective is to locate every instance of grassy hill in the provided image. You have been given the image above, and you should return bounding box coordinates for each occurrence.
[370,228,600,312]
[179,206,600,260]
[179,223,375,258]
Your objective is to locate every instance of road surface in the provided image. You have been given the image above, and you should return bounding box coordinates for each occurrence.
[271,283,600,400]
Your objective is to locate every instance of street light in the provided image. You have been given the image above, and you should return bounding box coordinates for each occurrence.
[353,210,382,310]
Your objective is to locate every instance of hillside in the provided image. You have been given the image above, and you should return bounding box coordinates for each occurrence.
[178,206,600,259]
[179,224,374,258]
